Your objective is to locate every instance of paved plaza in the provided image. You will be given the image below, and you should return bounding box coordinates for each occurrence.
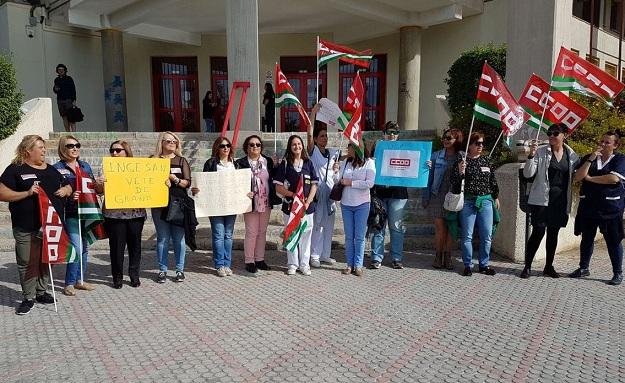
[0,243,623,383]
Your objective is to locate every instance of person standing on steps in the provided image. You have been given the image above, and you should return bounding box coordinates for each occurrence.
[0,135,73,315]
[423,128,464,270]
[369,122,408,270]
[202,90,218,133]
[569,130,625,285]
[52,64,77,132]
[307,103,338,268]
[521,123,579,279]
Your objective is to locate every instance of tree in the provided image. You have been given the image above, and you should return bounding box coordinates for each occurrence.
[0,55,23,140]
[445,44,510,164]
[567,94,625,155]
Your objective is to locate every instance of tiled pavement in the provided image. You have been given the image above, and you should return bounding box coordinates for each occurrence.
[0,242,623,383]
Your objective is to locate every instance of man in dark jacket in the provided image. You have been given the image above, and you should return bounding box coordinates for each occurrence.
[52,64,77,132]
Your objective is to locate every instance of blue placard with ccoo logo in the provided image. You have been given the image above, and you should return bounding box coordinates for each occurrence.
[373,140,432,188]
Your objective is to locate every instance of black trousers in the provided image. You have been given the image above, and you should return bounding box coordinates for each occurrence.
[525,226,561,269]
[105,217,145,280]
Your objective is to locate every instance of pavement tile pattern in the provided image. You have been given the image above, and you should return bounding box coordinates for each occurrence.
[0,243,624,382]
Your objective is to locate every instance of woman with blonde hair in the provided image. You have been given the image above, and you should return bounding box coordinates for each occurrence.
[102,140,146,288]
[54,135,103,296]
[152,131,191,283]
[0,135,73,314]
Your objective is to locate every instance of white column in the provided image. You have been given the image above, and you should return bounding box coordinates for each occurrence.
[226,0,260,132]
[397,26,421,130]
[101,29,128,131]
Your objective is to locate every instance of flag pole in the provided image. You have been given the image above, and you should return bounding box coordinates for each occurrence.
[464,114,475,161]
[316,36,320,103]
[48,264,58,313]
[274,61,278,154]
[534,85,552,141]
[489,131,504,159]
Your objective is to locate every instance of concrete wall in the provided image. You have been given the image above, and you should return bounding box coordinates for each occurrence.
[0,3,105,133]
[419,0,507,133]
[0,98,54,173]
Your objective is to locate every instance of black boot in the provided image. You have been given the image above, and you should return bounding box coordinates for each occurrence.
[519,267,531,279]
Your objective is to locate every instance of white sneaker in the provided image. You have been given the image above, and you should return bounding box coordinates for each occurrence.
[286,265,297,275]
[300,266,312,276]
[217,267,227,277]
[310,259,321,268]
[320,257,336,265]
[224,267,233,276]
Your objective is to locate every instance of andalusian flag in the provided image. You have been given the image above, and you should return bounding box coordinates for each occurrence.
[37,189,77,264]
[283,175,308,252]
[519,74,589,133]
[318,39,373,69]
[551,46,624,106]
[337,71,365,157]
[275,63,311,127]
[474,62,529,137]
[76,169,107,245]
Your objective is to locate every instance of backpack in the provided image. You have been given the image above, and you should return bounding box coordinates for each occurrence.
[367,189,387,237]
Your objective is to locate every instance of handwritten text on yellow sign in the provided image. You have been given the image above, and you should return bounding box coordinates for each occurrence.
[103,157,170,208]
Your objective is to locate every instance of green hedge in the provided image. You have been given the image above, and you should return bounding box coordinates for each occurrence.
[0,54,23,140]
[567,94,625,156]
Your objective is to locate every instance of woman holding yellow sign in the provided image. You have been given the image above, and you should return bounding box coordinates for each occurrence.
[152,131,191,284]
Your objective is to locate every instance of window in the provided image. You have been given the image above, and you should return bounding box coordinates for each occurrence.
[606,61,618,77]
[586,54,600,66]
[339,55,387,131]
[573,0,601,26]
[606,0,624,35]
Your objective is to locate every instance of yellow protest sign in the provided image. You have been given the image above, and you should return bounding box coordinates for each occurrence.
[103,157,170,208]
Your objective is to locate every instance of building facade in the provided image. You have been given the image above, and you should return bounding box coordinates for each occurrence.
[0,0,623,134]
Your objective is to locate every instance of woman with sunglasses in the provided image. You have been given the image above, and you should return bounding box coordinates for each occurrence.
[0,135,73,315]
[102,141,146,288]
[307,104,338,268]
[521,123,579,279]
[200,137,239,277]
[274,135,318,276]
[54,135,103,296]
[369,122,408,270]
[333,142,376,276]
[451,131,499,277]
[423,128,464,269]
[570,130,625,285]
[235,135,278,276]
[152,131,191,284]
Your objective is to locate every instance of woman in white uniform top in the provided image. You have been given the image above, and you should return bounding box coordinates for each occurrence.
[307,104,338,268]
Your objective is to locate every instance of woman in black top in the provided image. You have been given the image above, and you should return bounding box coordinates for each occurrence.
[451,131,499,277]
[0,135,73,315]
[52,64,77,132]
[262,83,275,132]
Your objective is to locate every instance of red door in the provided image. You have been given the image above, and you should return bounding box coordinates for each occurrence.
[280,72,327,132]
[152,57,200,132]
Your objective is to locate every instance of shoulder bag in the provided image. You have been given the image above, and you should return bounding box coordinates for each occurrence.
[443,179,464,212]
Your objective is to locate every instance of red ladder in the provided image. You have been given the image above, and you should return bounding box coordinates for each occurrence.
[220,81,250,149]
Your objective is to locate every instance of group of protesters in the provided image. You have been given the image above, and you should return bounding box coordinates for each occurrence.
[1,117,624,315]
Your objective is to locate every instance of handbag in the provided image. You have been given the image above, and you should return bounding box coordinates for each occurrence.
[329,160,346,201]
[162,195,185,226]
[443,179,464,212]
[67,106,84,123]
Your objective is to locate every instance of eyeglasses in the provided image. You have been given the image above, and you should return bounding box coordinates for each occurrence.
[109,148,125,154]
[219,143,231,149]
[443,135,455,141]
[473,141,484,147]
[248,143,262,148]
[546,131,561,137]
[162,139,178,144]
[385,130,399,135]
[65,143,81,150]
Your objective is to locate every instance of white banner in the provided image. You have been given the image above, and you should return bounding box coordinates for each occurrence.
[191,169,253,217]
[316,98,344,129]
[380,149,421,178]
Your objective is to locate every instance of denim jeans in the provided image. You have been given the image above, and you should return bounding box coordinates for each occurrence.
[152,209,186,272]
[65,217,89,285]
[210,215,236,269]
[459,199,493,268]
[370,198,407,263]
[342,202,370,268]
[204,118,215,132]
